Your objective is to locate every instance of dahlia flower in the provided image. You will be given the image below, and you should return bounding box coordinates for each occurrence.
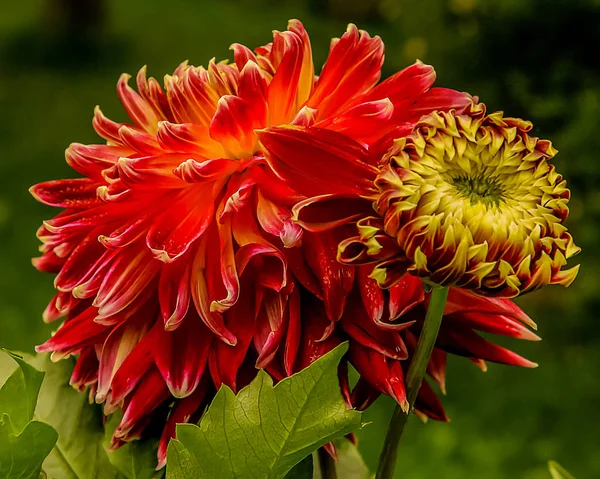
[32,20,539,465]
[262,103,580,297]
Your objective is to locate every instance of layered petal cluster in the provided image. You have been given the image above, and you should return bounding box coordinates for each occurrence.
[271,102,579,297]
[32,20,538,465]
[369,103,580,295]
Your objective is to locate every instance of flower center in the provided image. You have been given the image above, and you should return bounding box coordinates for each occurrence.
[452,174,504,207]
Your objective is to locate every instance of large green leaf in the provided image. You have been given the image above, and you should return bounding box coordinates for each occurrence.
[0,414,58,479]
[0,351,58,479]
[0,350,44,432]
[0,352,160,479]
[166,343,362,479]
[29,355,119,479]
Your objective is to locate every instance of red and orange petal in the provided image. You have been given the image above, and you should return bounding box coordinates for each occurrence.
[32,19,534,467]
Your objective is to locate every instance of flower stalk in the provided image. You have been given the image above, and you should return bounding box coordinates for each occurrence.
[375,285,449,479]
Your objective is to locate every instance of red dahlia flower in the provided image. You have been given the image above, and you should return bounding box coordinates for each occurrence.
[32,20,538,466]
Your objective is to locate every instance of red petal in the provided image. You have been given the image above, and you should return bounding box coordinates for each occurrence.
[36,307,109,354]
[174,158,239,183]
[444,288,536,329]
[396,87,474,124]
[295,297,341,371]
[389,275,424,320]
[283,286,301,375]
[256,190,302,248]
[415,378,448,422]
[209,216,240,313]
[190,235,237,346]
[307,24,384,119]
[235,243,287,292]
[283,247,323,300]
[157,121,225,158]
[209,95,260,158]
[108,325,158,408]
[208,287,255,391]
[157,377,210,468]
[258,126,377,197]
[303,231,354,322]
[117,73,163,134]
[153,315,212,398]
[437,327,538,368]
[30,178,101,208]
[267,29,312,124]
[92,106,128,145]
[293,194,374,232]
[426,348,447,394]
[146,186,215,262]
[231,43,258,69]
[350,378,381,410]
[238,60,268,125]
[52,229,108,292]
[70,348,99,391]
[113,368,170,439]
[341,296,408,360]
[447,312,541,341]
[254,291,288,368]
[96,312,152,402]
[94,248,160,319]
[32,251,65,275]
[316,99,394,145]
[113,154,187,190]
[348,343,408,411]
[159,256,192,330]
[357,266,384,323]
[365,61,436,105]
[136,66,173,122]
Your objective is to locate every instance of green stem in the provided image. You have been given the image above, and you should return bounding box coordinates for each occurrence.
[375,285,449,479]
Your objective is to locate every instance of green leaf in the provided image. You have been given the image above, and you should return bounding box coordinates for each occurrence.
[29,354,122,479]
[0,351,58,479]
[548,460,576,479]
[331,439,372,479]
[166,440,201,479]
[0,350,45,432]
[284,455,314,479]
[0,414,58,479]
[104,411,160,479]
[167,343,361,479]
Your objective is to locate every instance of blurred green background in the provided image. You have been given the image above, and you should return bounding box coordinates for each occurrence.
[0,0,598,477]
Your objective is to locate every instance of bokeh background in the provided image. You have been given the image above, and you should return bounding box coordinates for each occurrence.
[1,0,598,477]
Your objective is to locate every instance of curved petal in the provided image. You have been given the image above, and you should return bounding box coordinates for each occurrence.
[209,95,260,158]
[35,307,109,354]
[293,194,375,232]
[146,185,215,262]
[316,98,394,146]
[365,60,436,105]
[303,231,354,322]
[159,255,192,330]
[153,314,212,398]
[30,178,101,209]
[307,24,384,119]
[258,126,377,197]
[267,26,313,124]
[117,73,163,134]
[395,87,474,124]
[208,286,255,391]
